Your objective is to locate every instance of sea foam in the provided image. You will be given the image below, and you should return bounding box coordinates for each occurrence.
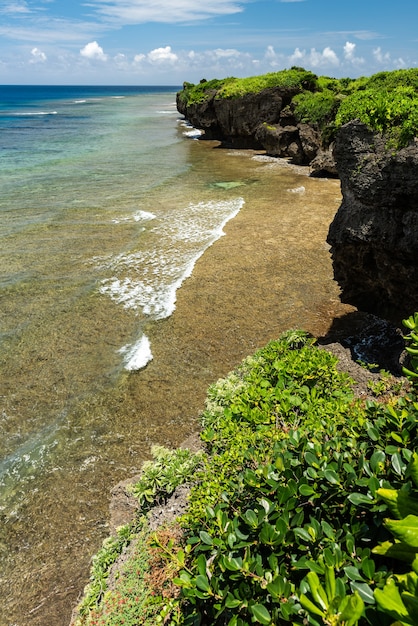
[118,334,153,370]
[99,197,244,320]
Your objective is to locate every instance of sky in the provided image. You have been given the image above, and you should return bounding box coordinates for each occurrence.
[0,0,417,85]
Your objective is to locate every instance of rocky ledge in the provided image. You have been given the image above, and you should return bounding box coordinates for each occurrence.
[176,85,332,175]
[178,87,418,324]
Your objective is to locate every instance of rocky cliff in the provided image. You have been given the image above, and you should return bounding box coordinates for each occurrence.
[176,84,330,172]
[177,87,418,324]
[327,121,418,324]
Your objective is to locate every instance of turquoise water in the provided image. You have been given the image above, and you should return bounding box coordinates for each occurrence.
[0,86,345,625]
[0,86,254,625]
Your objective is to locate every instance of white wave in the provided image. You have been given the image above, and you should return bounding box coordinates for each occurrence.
[13,111,58,116]
[287,186,305,194]
[111,210,156,224]
[118,334,153,371]
[180,119,203,139]
[74,100,87,104]
[134,210,156,222]
[183,128,203,139]
[99,197,244,319]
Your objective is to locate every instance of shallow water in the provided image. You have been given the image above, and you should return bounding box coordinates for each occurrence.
[0,87,350,625]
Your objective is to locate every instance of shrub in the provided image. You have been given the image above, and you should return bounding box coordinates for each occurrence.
[169,331,417,625]
[293,89,340,129]
[335,86,418,146]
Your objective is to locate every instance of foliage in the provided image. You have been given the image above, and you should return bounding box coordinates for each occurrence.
[373,451,418,625]
[402,313,418,382]
[173,396,417,624]
[335,86,418,147]
[74,323,418,626]
[128,445,205,512]
[178,78,233,105]
[75,522,138,621]
[166,331,418,625]
[365,69,418,92]
[293,89,340,129]
[178,67,418,146]
[74,445,203,624]
[215,68,318,99]
[178,68,318,104]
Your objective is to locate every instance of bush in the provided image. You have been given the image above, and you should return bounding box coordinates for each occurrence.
[75,323,418,626]
[170,332,417,625]
[293,89,340,129]
[335,86,418,146]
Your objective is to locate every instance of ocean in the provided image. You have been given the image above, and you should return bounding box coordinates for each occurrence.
[0,85,346,625]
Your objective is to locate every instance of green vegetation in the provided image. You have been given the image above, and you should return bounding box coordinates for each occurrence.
[73,320,418,626]
[335,86,418,147]
[178,67,318,105]
[178,67,418,147]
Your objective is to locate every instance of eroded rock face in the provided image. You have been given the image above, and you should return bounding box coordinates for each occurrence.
[327,120,418,323]
[177,85,327,164]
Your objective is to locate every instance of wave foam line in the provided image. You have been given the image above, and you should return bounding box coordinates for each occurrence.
[99,197,244,320]
[118,334,153,371]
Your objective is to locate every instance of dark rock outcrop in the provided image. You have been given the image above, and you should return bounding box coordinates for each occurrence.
[327,120,418,324]
[177,85,331,167]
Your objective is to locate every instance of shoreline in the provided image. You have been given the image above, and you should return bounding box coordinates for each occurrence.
[18,149,355,626]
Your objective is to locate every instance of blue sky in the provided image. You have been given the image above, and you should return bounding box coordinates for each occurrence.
[0,0,417,84]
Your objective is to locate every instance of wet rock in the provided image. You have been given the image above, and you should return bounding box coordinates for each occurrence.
[310,145,338,177]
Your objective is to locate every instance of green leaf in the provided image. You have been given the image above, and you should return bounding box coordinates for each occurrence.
[196,553,207,577]
[294,528,311,543]
[348,493,372,506]
[250,603,272,625]
[305,451,319,467]
[299,594,325,618]
[385,515,418,548]
[299,484,316,497]
[225,594,242,609]
[370,449,386,472]
[196,574,211,593]
[324,469,340,484]
[392,452,405,476]
[344,566,365,582]
[338,592,365,626]
[372,540,418,563]
[199,531,213,545]
[409,452,418,488]
[244,509,259,528]
[350,581,375,604]
[374,579,409,619]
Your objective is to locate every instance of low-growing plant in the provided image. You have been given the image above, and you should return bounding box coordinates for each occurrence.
[165,332,418,625]
[293,89,340,130]
[373,451,418,625]
[128,445,205,511]
[75,522,139,621]
[402,312,418,382]
[335,86,418,147]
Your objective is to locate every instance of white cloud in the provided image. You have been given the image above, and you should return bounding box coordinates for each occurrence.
[289,46,339,68]
[343,41,364,65]
[373,46,390,64]
[86,0,245,25]
[373,46,406,70]
[80,41,108,61]
[147,46,178,63]
[1,2,31,14]
[29,47,47,63]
